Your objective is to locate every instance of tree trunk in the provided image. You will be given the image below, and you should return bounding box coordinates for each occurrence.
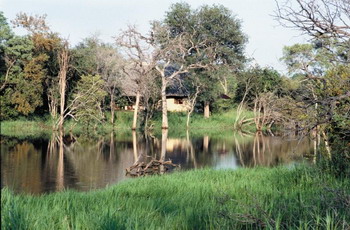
[56,129,64,191]
[59,78,66,130]
[322,131,332,159]
[132,90,140,130]
[186,112,191,129]
[204,102,210,118]
[161,77,168,129]
[48,94,58,129]
[58,43,69,130]
[161,129,168,161]
[110,93,115,125]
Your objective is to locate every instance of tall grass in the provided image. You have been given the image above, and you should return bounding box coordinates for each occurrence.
[2,166,349,229]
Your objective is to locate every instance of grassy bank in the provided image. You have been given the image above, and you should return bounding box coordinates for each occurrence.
[2,166,349,229]
[151,109,255,138]
[0,109,255,138]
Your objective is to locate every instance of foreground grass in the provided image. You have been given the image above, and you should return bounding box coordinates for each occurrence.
[2,166,349,229]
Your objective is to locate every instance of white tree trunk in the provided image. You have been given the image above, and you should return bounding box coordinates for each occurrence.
[204,102,210,118]
[132,91,140,130]
[161,77,168,129]
[110,93,115,125]
[58,44,69,130]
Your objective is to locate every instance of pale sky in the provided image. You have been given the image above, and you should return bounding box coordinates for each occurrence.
[1,0,307,73]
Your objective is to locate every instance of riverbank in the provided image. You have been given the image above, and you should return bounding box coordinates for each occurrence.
[0,109,255,138]
[2,166,349,229]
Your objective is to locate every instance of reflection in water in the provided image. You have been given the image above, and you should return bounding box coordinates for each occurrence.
[1,131,313,194]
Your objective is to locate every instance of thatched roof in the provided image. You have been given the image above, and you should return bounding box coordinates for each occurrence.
[166,78,189,97]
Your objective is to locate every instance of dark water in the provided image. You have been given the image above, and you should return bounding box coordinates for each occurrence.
[1,131,313,194]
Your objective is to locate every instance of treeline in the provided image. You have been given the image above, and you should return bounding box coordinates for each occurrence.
[1,2,349,166]
[0,4,284,130]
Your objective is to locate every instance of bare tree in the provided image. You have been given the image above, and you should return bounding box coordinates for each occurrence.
[57,41,69,130]
[186,82,201,129]
[117,23,215,130]
[253,93,281,131]
[234,74,253,130]
[116,26,155,130]
[55,75,106,128]
[95,42,124,125]
[275,0,350,41]
[152,23,215,129]
[275,0,350,160]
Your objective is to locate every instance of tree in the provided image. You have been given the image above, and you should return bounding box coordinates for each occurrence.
[57,41,69,130]
[163,3,247,118]
[0,33,34,119]
[68,75,107,129]
[185,77,201,128]
[275,0,350,42]
[0,12,14,91]
[3,13,62,120]
[95,41,124,125]
[116,26,156,130]
[152,21,215,128]
[233,66,284,130]
[275,0,350,167]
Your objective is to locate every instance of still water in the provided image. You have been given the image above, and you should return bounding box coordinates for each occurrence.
[1,131,313,194]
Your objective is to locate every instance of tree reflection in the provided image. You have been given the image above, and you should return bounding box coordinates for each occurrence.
[1,131,314,194]
[56,130,64,191]
[186,130,197,168]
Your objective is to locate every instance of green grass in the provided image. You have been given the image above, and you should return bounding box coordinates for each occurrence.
[151,109,255,138]
[0,111,135,138]
[0,120,53,138]
[1,110,255,138]
[2,166,349,229]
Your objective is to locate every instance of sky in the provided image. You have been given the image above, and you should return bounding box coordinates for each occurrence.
[1,0,308,74]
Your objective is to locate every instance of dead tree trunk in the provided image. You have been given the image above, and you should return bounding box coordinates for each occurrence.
[58,43,69,130]
[161,77,169,129]
[132,90,141,130]
[234,77,251,130]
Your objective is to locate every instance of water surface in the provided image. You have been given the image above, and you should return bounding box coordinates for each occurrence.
[1,131,313,194]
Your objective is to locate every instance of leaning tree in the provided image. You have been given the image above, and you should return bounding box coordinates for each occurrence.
[275,0,350,167]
